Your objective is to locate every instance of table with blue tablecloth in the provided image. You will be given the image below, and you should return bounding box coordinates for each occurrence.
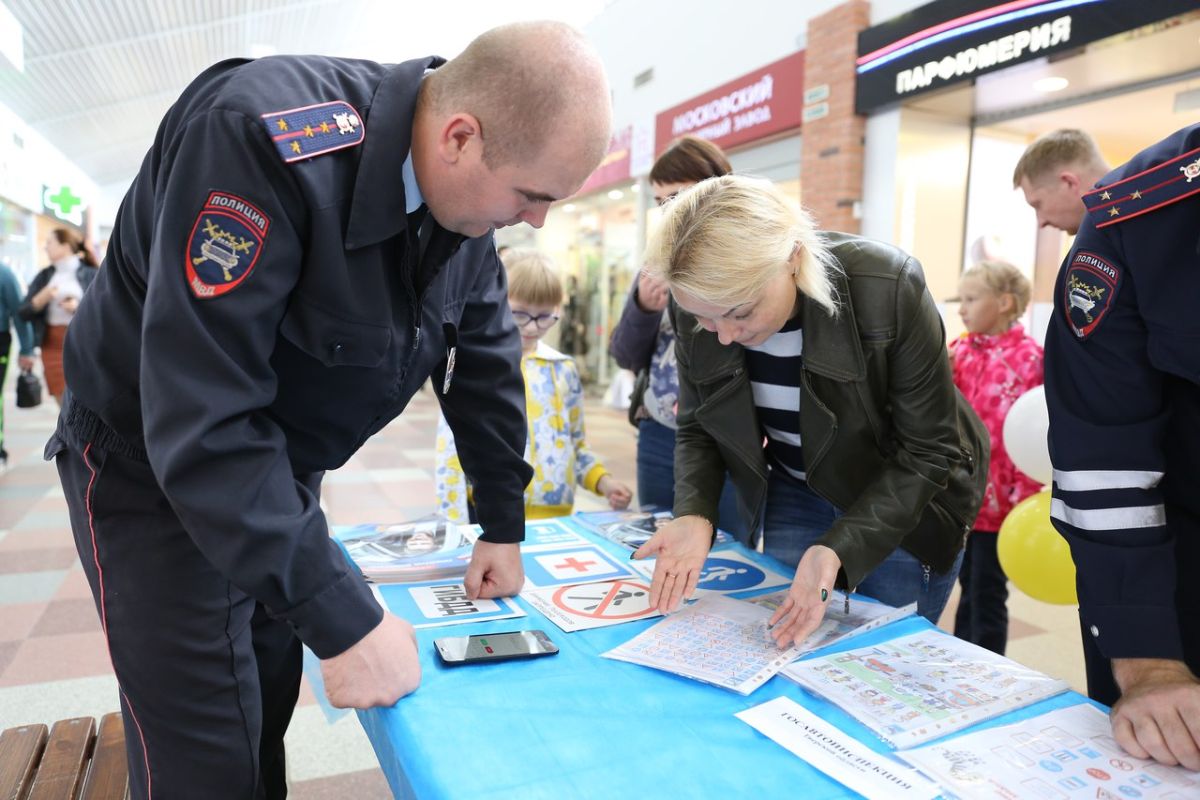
[353,515,1096,799]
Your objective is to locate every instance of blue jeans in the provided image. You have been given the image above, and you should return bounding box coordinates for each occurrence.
[636,418,745,539]
[762,470,962,624]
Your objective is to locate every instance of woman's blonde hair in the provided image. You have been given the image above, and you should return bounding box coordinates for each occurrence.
[501,248,564,307]
[644,175,839,317]
[960,260,1031,322]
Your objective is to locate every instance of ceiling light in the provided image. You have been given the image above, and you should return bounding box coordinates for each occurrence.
[1032,76,1068,93]
[607,189,624,200]
[561,203,576,213]
[630,183,640,193]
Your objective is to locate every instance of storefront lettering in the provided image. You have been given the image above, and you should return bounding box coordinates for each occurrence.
[895,16,1071,96]
[671,74,774,137]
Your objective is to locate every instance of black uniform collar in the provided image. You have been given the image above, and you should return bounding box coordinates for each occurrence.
[345,56,445,250]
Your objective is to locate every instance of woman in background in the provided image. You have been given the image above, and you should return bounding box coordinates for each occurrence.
[609,135,744,538]
[19,227,99,406]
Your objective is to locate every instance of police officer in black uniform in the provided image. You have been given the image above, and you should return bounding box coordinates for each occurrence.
[47,22,612,798]
[1045,122,1200,771]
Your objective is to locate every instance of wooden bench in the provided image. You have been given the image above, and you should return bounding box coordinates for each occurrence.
[0,713,129,800]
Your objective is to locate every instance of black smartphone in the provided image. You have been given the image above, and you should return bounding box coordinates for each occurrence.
[434,630,559,665]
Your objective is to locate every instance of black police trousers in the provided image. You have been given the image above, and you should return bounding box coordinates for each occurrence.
[51,432,301,799]
[1081,504,1200,706]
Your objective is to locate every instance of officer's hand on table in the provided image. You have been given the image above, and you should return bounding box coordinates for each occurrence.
[1111,657,1200,771]
[632,514,712,613]
[320,612,420,709]
[767,544,840,649]
[464,540,524,600]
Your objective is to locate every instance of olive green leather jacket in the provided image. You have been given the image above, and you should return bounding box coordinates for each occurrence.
[670,232,989,588]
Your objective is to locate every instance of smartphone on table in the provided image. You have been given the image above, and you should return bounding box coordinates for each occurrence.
[434,630,559,665]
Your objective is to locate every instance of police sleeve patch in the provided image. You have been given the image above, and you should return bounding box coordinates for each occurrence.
[186,191,271,299]
[1063,250,1120,340]
[260,100,365,163]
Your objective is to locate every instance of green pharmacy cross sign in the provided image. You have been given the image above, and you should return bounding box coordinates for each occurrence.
[43,184,84,222]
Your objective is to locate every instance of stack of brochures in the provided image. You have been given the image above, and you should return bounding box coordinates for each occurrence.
[574,510,734,551]
[337,516,478,584]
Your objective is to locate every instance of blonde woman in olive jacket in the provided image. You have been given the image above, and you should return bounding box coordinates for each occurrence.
[632,175,988,650]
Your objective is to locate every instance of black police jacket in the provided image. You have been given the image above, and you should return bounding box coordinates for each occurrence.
[1045,123,1200,663]
[57,55,533,658]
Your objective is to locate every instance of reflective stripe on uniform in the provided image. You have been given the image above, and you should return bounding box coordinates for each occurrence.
[1052,469,1163,492]
[1050,498,1166,531]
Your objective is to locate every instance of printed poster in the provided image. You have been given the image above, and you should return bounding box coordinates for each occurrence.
[900,703,1200,799]
[374,581,525,629]
[523,579,661,632]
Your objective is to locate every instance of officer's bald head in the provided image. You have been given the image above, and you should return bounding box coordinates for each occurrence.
[422,21,612,171]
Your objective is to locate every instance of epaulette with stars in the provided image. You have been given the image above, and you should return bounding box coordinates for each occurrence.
[260,100,365,163]
[1083,144,1200,228]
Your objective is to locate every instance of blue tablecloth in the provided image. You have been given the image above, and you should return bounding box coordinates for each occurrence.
[356,516,1097,799]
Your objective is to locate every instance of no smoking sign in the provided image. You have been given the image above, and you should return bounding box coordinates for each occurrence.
[523,579,661,632]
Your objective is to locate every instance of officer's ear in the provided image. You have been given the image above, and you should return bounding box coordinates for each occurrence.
[437,113,483,165]
[1059,170,1082,194]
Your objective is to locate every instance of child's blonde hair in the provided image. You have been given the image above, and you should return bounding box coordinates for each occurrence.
[501,248,565,307]
[961,260,1031,322]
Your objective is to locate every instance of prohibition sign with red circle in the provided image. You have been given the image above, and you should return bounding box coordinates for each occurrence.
[551,581,654,620]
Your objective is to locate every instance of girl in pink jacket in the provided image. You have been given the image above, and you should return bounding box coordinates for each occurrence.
[950,260,1044,655]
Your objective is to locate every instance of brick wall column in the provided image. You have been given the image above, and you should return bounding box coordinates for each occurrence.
[801,0,869,233]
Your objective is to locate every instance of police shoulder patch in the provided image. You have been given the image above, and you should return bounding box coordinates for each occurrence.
[260,100,365,163]
[186,191,271,300]
[1063,250,1120,340]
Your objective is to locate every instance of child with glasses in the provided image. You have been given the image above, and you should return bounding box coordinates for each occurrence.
[436,249,632,521]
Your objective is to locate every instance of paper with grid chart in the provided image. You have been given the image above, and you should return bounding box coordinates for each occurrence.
[747,590,916,655]
[899,703,1200,799]
[784,631,1069,748]
[601,594,800,695]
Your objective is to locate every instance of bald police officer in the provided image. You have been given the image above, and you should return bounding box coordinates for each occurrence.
[1045,123,1200,771]
[48,22,612,799]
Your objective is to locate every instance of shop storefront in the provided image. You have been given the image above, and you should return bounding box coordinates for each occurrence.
[856,0,1200,340]
[655,50,807,205]
[0,105,97,283]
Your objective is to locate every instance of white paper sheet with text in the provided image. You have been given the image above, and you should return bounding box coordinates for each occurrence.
[737,696,941,800]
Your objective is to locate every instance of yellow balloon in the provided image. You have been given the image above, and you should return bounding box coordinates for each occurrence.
[997,491,1078,605]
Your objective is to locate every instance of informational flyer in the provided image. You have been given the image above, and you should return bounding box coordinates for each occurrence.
[737,696,941,800]
[373,581,525,629]
[522,579,661,632]
[337,518,477,583]
[747,590,916,655]
[520,519,589,548]
[900,703,1200,799]
[520,544,637,589]
[784,631,1070,748]
[629,550,792,597]
[601,594,800,695]
[573,510,735,551]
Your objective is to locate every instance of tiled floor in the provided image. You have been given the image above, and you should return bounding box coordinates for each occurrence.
[0,381,1085,796]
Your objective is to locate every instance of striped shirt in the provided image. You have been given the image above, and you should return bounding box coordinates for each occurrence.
[745,317,805,482]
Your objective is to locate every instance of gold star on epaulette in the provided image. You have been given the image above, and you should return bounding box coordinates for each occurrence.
[1130,190,1142,199]
[1108,207,1120,217]
[276,119,289,131]
[290,141,302,154]
[1099,190,1111,200]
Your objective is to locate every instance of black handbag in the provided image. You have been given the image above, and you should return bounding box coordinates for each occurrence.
[15,368,42,408]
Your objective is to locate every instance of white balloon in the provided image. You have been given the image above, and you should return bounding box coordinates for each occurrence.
[1002,385,1052,485]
